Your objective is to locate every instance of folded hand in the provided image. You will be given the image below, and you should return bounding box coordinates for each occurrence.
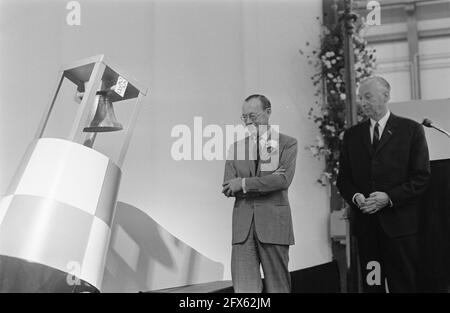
[360,191,390,214]
[222,178,243,197]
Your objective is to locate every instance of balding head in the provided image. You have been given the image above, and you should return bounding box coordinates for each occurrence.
[241,94,271,126]
[245,94,272,110]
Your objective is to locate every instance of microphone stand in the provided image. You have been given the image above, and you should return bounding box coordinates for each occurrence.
[431,126,450,139]
[422,119,450,139]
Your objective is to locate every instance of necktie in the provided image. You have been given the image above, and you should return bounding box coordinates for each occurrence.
[255,131,260,174]
[372,122,380,150]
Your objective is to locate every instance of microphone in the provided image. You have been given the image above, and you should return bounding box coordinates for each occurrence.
[422,118,450,139]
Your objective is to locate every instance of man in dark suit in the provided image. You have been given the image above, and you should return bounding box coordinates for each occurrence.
[222,94,297,293]
[337,76,430,292]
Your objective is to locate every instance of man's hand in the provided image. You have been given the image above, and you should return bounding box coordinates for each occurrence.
[360,191,390,214]
[354,193,366,208]
[273,168,286,175]
[221,168,285,197]
[222,178,243,197]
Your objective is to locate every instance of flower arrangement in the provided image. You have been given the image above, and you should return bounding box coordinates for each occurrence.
[300,18,377,186]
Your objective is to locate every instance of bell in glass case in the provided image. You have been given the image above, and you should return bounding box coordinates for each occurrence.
[83,90,123,133]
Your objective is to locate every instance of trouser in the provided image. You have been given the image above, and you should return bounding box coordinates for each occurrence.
[231,218,291,293]
[357,216,419,293]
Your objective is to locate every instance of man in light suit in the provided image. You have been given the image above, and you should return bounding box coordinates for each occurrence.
[337,76,430,292]
[222,94,298,293]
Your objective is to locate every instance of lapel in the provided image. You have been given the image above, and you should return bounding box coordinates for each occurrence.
[362,119,372,155]
[255,131,269,177]
[374,113,399,155]
[250,128,278,177]
[361,113,399,156]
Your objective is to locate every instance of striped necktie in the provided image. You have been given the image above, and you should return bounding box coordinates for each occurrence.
[255,132,260,173]
[372,122,380,150]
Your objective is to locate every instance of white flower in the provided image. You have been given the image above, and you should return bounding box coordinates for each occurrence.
[265,140,279,152]
[323,60,332,68]
[259,139,279,161]
[340,93,346,100]
[327,73,333,78]
[326,125,336,133]
[316,136,324,148]
[331,59,336,64]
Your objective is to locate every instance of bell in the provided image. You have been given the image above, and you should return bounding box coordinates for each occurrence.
[83,91,123,132]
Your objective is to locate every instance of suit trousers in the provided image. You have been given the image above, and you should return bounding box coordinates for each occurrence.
[357,214,419,293]
[231,217,291,293]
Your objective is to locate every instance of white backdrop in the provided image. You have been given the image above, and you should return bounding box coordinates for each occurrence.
[0,0,332,284]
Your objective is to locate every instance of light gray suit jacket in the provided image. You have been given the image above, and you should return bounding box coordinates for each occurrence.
[223,132,297,245]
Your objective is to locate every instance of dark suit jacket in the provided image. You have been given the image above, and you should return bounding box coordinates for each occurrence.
[223,132,297,245]
[337,113,431,238]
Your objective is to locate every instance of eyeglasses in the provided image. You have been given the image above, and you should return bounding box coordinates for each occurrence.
[240,111,264,123]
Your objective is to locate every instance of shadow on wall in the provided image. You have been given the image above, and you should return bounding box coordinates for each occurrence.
[101,201,224,293]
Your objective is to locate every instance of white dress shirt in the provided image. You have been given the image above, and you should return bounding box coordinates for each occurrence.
[242,126,270,193]
[369,110,390,143]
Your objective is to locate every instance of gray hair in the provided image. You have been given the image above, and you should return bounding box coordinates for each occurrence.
[359,76,391,93]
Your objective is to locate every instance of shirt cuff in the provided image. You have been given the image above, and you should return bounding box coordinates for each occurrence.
[242,178,247,194]
[352,193,362,205]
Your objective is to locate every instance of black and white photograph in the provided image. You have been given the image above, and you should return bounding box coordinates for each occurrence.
[0,0,449,300]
